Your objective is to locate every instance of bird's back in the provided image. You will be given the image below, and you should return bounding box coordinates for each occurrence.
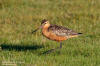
[48,25,81,38]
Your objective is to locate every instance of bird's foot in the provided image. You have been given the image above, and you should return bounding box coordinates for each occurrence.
[42,48,56,54]
[42,47,61,54]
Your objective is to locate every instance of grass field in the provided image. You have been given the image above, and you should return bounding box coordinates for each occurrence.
[0,0,100,66]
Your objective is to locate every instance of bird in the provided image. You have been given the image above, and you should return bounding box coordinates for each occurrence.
[32,19,82,54]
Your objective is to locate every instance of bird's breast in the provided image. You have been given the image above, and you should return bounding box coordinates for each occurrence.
[42,27,67,42]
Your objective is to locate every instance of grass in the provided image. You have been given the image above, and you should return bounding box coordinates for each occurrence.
[0,0,100,66]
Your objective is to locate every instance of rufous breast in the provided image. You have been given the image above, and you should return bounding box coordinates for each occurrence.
[42,27,67,42]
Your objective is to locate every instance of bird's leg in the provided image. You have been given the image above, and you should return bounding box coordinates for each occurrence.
[59,42,62,49]
[42,42,62,54]
[57,42,62,54]
[56,42,62,49]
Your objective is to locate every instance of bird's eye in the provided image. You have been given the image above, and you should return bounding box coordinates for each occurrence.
[44,22,47,24]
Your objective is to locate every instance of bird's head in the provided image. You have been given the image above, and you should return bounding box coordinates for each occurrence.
[41,19,50,28]
[32,19,50,33]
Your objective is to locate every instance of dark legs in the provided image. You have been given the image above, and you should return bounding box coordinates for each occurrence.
[60,42,62,49]
[42,42,62,54]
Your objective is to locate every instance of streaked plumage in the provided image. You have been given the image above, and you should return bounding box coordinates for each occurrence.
[48,25,80,37]
[41,22,82,42]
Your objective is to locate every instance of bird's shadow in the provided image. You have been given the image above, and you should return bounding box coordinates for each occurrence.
[0,43,59,55]
[0,43,44,51]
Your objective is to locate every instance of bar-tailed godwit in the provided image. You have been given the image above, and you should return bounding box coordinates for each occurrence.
[32,19,82,54]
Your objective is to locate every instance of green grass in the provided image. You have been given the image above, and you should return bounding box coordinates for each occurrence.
[0,0,100,66]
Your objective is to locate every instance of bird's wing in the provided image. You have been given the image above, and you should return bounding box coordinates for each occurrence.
[48,25,78,37]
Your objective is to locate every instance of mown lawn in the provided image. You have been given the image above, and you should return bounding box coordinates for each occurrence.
[0,0,100,66]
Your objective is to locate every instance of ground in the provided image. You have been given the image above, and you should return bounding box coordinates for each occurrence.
[0,0,100,66]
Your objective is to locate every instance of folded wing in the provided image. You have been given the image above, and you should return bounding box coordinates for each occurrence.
[48,25,79,37]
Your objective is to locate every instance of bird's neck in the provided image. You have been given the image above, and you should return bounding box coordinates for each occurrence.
[43,24,50,29]
[42,24,50,34]
[42,24,50,36]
